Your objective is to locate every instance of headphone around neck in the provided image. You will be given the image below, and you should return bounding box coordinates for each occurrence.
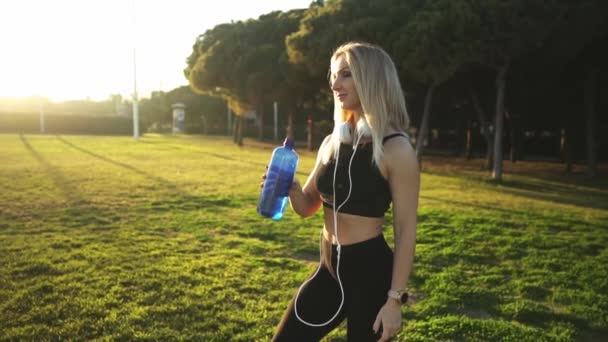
[337,118,372,144]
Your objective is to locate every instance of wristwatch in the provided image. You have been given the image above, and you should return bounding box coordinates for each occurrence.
[387,289,409,304]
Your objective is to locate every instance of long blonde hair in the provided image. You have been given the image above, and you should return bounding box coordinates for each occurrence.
[321,42,410,276]
[322,42,410,168]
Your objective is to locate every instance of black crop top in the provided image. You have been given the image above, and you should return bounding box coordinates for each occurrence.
[316,133,408,218]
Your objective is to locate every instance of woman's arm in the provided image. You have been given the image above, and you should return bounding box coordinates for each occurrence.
[288,135,332,217]
[373,135,420,341]
[385,136,419,296]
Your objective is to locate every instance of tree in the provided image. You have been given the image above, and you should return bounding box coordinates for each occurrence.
[537,0,608,176]
[185,21,248,143]
[467,69,497,169]
[466,0,568,180]
[139,91,170,131]
[287,0,410,74]
[393,0,476,164]
[185,10,306,144]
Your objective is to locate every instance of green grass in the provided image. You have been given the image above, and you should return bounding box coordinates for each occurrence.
[1,133,607,341]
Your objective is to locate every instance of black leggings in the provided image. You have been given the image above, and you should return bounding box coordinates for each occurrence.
[273,234,393,341]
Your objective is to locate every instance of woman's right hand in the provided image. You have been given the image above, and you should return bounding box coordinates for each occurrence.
[288,178,302,197]
[259,165,268,189]
[260,165,301,197]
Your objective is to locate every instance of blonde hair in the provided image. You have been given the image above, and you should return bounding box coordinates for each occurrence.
[322,41,410,167]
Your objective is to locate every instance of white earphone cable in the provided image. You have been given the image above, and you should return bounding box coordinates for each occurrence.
[294,129,362,327]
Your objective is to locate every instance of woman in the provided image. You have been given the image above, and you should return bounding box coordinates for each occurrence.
[270,42,419,341]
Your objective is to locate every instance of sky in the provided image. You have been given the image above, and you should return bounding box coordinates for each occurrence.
[0,0,312,102]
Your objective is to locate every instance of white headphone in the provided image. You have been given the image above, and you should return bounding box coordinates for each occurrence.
[294,118,368,327]
[337,117,372,144]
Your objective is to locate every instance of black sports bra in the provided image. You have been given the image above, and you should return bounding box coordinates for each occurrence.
[316,133,408,218]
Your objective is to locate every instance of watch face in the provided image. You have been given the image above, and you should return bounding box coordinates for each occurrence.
[400,292,408,303]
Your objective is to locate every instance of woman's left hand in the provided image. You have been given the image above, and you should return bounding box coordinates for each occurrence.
[373,299,402,341]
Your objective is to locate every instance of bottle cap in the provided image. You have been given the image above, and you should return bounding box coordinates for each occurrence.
[283,137,294,149]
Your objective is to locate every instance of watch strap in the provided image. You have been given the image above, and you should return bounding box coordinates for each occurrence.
[387,289,408,304]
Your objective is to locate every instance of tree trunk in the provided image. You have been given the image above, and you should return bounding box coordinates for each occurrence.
[562,127,573,173]
[257,106,264,141]
[492,63,509,181]
[232,116,243,146]
[237,116,244,146]
[584,68,598,177]
[464,118,472,160]
[470,88,493,170]
[509,111,517,163]
[201,115,208,135]
[286,110,294,140]
[232,115,239,143]
[307,117,313,151]
[415,84,436,165]
[226,101,232,136]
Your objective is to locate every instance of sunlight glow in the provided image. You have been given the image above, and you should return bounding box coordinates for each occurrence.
[0,0,310,102]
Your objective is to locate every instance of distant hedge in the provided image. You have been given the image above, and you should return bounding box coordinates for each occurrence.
[0,112,142,135]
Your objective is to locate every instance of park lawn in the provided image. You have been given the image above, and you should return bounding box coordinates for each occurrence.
[0,133,606,341]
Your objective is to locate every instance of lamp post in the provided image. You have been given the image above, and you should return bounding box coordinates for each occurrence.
[131,0,139,140]
[39,99,45,134]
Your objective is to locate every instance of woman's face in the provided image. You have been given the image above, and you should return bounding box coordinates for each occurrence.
[330,55,361,112]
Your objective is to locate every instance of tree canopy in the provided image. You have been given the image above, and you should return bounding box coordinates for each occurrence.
[181,0,607,176]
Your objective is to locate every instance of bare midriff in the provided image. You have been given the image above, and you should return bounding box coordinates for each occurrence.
[322,207,384,245]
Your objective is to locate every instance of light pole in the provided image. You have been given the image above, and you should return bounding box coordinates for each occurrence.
[131,0,139,140]
[39,99,45,134]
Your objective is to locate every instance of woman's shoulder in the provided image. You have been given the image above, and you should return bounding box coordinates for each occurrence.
[382,130,417,167]
[321,134,333,146]
[382,131,411,144]
[313,134,334,163]
[318,134,333,152]
[383,130,412,148]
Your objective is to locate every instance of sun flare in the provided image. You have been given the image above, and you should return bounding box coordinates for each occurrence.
[0,0,310,102]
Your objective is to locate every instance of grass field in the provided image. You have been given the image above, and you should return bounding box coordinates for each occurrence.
[1,133,607,341]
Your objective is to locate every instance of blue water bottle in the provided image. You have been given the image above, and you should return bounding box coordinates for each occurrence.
[258,137,299,220]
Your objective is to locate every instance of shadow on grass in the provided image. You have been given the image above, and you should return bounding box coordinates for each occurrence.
[494,178,608,211]
[422,156,608,189]
[419,195,603,229]
[402,202,608,338]
[227,213,322,263]
[146,195,234,213]
[55,135,239,215]
[501,300,607,339]
[423,166,608,211]
[56,135,180,188]
[19,134,89,206]
[138,139,310,178]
